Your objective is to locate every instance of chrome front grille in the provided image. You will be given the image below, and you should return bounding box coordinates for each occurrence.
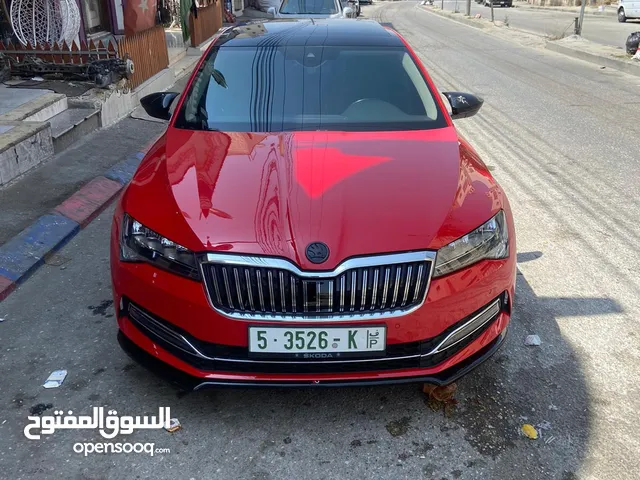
[200,251,435,320]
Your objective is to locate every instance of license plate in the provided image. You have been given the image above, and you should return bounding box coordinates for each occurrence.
[248,326,386,355]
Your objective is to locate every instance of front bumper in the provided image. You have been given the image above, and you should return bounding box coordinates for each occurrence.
[112,206,516,389]
[118,325,508,390]
[115,291,511,390]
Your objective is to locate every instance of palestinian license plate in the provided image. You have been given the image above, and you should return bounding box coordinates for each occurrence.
[248,326,386,355]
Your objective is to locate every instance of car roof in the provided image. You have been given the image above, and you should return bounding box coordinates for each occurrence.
[214,20,405,48]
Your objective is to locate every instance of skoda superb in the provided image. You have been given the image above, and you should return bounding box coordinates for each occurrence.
[111,20,516,389]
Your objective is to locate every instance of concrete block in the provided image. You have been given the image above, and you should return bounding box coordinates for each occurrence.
[0,122,53,186]
[24,96,68,122]
[0,92,67,122]
[0,274,15,301]
[54,176,123,227]
[545,41,640,78]
[104,153,145,185]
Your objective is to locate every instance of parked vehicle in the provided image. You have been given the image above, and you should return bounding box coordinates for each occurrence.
[116,20,516,390]
[618,0,640,22]
[348,0,361,17]
[483,0,512,6]
[267,0,357,18]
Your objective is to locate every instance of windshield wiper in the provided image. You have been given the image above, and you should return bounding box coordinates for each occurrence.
[211,69,227,89]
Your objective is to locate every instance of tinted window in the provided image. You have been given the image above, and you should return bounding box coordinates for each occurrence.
[174,45,447,132]
[280,0,339,14]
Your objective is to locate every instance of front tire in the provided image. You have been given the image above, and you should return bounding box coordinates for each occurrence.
[618,8,627,22]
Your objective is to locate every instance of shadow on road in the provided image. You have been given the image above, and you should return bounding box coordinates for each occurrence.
[112,252,622,476]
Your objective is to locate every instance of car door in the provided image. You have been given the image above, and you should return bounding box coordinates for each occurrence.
[623,0,639,18]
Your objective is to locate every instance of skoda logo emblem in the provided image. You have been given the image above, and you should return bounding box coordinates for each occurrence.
[306,242,330,264]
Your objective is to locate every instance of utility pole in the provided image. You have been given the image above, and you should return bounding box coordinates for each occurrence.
[576,0,587,35]
[466,0,471,16]
[490,0,494,22]
[441,0,444,9]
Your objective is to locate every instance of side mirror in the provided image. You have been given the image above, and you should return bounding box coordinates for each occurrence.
[139,92,180,121]
[442,91,484,120]
[267,6,276,17]
[344,6,354,16]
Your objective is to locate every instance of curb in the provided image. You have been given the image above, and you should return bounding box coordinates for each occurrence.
[420,6,488,29]
[545,41,640,77]
[421,6,640,78]
[0,145,155,302]
[514,5,617,17]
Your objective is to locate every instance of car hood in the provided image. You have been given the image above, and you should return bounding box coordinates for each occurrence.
[125,127,505,270]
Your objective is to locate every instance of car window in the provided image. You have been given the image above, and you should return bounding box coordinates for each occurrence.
[280,0,339,14]
[174,45,448,132]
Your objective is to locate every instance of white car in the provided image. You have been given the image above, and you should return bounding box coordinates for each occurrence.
[268,0,358,18]
[618,0,639,22]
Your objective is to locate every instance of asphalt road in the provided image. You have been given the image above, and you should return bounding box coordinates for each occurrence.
[1,3,640,479]
[440,0,639,49]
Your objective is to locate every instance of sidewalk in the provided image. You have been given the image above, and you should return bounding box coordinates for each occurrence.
[514,0,618,16]
[0,73,191,247]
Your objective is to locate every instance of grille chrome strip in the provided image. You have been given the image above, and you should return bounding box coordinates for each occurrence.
[402,265,412,307]
[390,266,401,309]
[256,270,265,312]
[381,267,390,308]
[245,269,255,311]
[291,275,297,313]
[360,270,367,311]
[350,271,356,312]
[211,269,222,304]
[328,280,333,311]
[371,268,379,310]
[233,268,244,310]
[279,271,286,313]
[200,251,436,322]
[222,267,233,309]
[413,264,424,302]
[267,271,276,312]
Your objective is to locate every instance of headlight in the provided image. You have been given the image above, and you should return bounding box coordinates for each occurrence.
[120,214,200,281]
[433,211,509,278]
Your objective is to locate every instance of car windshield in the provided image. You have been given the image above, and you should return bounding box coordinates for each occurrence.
[174,45,447,132]
[279,0,339,14]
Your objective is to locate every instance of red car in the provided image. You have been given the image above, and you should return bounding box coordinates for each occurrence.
[111,20,516,389]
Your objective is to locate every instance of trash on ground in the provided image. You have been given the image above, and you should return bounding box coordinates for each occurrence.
[43,370,67,388]
[524,335,541,346]
[31,76,44,81]
[521,424,538,439]
[634,47,640,61]
[423,382,458,416]
[544,435,556,445]
[164,418,181,433]
[0,315,5,322]
[475,13,481,18]
[548,404,559,411]
[537,420,552,430]
[625,31,640,56]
